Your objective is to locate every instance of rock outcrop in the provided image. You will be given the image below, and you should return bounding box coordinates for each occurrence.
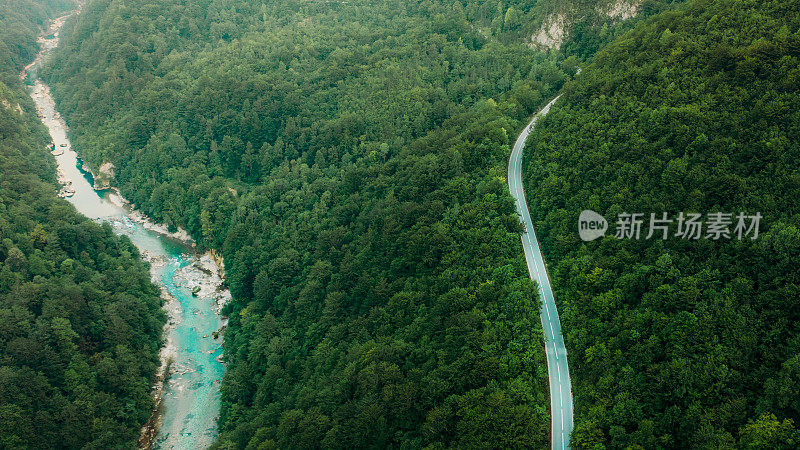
[603,0,639,20]
[530,14,567,50]
[93,161,116,190]
[529,0,641,51]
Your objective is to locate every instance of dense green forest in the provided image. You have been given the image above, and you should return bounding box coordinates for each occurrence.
[0,1,165,446]
[40,0,800,446]
[42,0,597,446]
[0,0,73,81]
[522,0,800,447]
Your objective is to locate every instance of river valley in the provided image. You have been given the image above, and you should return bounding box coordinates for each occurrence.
[23,8,228,449]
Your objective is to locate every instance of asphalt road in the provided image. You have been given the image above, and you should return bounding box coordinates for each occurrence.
[507,96,574,449]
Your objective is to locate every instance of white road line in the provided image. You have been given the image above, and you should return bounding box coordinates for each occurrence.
[508,96,571,450]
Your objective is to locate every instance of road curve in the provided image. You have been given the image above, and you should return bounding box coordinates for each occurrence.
[508,96,574,449]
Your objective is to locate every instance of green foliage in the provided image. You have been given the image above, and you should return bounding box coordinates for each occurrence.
[41,0,586,445]
[557,0,688,59]
[523,0,800,446]
[0,0,72,84]
[0,3,165,447]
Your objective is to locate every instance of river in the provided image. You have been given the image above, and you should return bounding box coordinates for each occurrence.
[23,8,228,449]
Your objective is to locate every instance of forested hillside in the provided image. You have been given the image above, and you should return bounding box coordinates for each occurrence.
[43,0,585,446]
[522,0,800,447]
[0,0,73,80]
[0,1,166,446]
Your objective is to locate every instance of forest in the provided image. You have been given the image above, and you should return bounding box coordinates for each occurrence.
[522,0,800,447]
[0,0,166,447]
[0,0,73,83]
[5,0,795,446]
[42,0,585,446]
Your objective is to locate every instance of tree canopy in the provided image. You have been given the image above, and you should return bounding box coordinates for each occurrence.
[42,0,587,446]
[0,1,165,446]
[522,0,800,446]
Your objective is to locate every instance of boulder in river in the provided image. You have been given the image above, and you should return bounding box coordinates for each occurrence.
[58,185,75,198]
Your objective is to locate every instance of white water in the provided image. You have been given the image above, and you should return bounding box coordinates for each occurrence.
[23,8,229,449]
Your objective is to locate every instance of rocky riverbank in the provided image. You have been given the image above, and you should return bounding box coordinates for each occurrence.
[27,5,229,448]
[137,249,180,450]
[175,253,231,315]
[106,189,195,244]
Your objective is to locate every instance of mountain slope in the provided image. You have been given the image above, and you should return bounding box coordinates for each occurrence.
[522,0,800,446]
[0,2,166,446]
[43,0,579,446]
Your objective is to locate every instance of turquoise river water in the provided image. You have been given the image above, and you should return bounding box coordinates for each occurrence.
[24,9,226,449]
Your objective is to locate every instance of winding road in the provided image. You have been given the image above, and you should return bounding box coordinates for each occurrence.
[508,96,574,449]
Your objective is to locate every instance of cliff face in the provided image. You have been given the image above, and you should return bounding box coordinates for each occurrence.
[531,14,567,50]
[602,0,640,20]
[529,0,642,51]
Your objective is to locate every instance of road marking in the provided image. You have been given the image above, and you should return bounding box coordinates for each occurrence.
[509,96,570,450]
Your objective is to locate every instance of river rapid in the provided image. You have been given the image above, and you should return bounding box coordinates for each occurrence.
[23,8,228,449]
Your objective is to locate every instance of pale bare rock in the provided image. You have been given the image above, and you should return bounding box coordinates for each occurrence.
[139,250,181,450]
[528,1,639,52]
[210,248,227,280]
[106,188,196,245]
[55,167,69,184]
[138,354,172,450]
[173,252,232,315]
[602,0,640,20]
[530,14,566,50]
[92,161,116,190]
